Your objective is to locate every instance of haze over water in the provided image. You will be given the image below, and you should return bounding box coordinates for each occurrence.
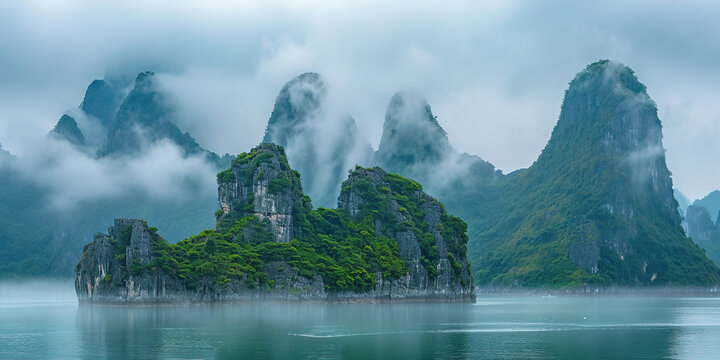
[0,281,718,359]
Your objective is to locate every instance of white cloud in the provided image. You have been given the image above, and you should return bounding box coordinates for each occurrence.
[0,0,719,199]
[12,137,216,209]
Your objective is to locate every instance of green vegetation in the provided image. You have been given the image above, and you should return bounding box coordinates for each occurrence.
[462,60,720,287]
[148,208,408,291]
[110,144,470,293]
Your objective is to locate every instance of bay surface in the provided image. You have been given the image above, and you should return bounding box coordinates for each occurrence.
[1,281,719,359]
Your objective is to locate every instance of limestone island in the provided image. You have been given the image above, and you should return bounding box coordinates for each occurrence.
[75,144,475,303]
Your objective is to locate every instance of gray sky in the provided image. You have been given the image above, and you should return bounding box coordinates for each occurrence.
[1,0,719,200]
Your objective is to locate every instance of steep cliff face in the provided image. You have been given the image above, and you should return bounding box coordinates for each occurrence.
[76,219,181,302]
[76,144,474,302]
[469,60,720,286]
[338,167,474,296]
[216,144,308,243]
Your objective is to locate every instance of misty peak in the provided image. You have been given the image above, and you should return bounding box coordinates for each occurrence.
[98,70,217,163]
[543,60,662,162]
[376,90,453,171]
[81,79,122,129]
[262,72,327,145]
[48,114,85,147]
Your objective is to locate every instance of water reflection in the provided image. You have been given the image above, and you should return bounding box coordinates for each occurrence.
[76,303,474,359]
[2,282,720,360]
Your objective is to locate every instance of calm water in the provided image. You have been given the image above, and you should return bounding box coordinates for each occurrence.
[1,282,720,359]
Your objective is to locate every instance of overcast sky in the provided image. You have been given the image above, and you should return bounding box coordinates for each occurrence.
[0,0,719,200]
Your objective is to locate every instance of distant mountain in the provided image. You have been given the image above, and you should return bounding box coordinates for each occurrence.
[262,72,373,207]
[48,114,85,146]
[0,71,235,278]
[81,79,123,129]
[376,91,453,175]
[686,204,720,266]
[99,71,232,167]
[684,190,720,265]
[693,191,720,222]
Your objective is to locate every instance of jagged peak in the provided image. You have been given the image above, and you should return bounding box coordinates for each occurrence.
[262,72,327,145]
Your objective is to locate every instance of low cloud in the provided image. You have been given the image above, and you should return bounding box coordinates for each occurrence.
[7,137,217,209]
[0,0,719,199]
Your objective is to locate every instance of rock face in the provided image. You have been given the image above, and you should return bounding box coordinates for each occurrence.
[76,144,475,303]
[75,218,324,303]
[48,115,85,146]
[76,219,169,302]
[338,167,474,297]
[217,144,307,243]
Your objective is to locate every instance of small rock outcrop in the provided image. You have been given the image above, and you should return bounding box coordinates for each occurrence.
[76,144,475,303]
[338,167,474,298]
[76,219,180,302]
[217,144,307,243]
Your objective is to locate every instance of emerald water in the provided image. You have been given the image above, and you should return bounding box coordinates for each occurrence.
[1,282,719,359]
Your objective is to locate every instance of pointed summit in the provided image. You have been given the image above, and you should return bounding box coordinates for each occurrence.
[262,72,326,145]
[49,114,85,147]
[260,72,373,207]
[540,60,674,211]
[81,79,122,129]
[99,72,203,158]
[376,91,453,173]
[469,60,719,287]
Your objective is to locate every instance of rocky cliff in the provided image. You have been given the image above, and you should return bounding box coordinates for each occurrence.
[216,144,308,243]
[75,143,474,303]
[338,166,473,297]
